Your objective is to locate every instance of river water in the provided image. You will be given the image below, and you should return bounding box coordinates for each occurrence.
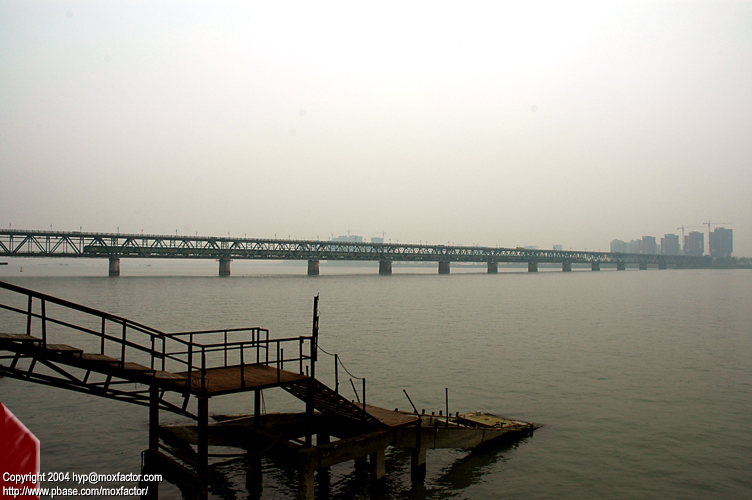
[1,259,751,499]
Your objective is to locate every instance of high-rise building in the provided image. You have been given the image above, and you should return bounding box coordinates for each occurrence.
[684,231,704,256]
[661,234,680,255]
[639,236,657,254]
[709,227,733,258]
[610,239,627,253]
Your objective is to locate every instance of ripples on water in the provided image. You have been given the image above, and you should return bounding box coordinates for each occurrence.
[1,260,751,499]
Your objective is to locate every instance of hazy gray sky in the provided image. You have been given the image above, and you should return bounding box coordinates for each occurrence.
[2,1,751,255]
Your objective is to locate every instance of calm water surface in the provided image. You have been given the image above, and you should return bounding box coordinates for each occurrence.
[1,260,751,499]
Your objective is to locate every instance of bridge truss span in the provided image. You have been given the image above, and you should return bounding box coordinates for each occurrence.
[0,229,711,276]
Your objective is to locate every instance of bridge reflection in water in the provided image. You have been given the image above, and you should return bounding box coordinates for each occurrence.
[0,229,711,276]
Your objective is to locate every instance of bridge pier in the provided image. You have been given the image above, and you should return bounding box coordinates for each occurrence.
[108,257,120,277]
[617,262,626,271]
[379,260,392,275]
[591,262,600,271]
[438,261,450,274]
[639,262,648,270]
[527,261,538,273]
[308,260,320,276]
[562,262,572,272]
[219,258,231,277]
[487,262,498,274]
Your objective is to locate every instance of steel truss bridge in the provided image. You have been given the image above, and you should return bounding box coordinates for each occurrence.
[0,229,711,276]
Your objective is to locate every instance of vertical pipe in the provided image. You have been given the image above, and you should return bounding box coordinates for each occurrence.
[197,397,209,470]
[149,385,159,451]
[311,295,319,380]
[254,389,261,426]
[334,354,339,395]
[305,379,314,447]
[101,318,106,355]
[445,388,449,428]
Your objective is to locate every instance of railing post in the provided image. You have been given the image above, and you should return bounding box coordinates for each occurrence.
[255,329,260,364]
[120,322,127,366]
[188,335,193,381]
[335,354,339,395]
[276,341,281,383]
[26,296,32,336]
[201,349,206,393]
[101,318,106,355]
[224,331,228,367]
[240,346,245,388]
[299,337,304,375]
[363,378,366,417]
[41,299,47,346]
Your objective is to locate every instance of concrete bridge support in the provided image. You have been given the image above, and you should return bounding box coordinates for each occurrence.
[527,261,538,273]
[438,261,450,274]
[307,260,320,276]
[617,262,626,271]
[562,262,572,272]
[219,258,231,277]
[108,257,120,277]
[487,262,498,274]
[639,262,648,270]
[591,262,600,271]
[379,260,392,275]
[370,449,386,482]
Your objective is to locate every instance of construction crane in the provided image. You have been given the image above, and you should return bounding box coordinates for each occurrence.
[677,225,704,253]
[677,225,703,242]
[703,221,733,255]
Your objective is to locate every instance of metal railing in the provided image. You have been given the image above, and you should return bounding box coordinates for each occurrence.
[0,281,315,394]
